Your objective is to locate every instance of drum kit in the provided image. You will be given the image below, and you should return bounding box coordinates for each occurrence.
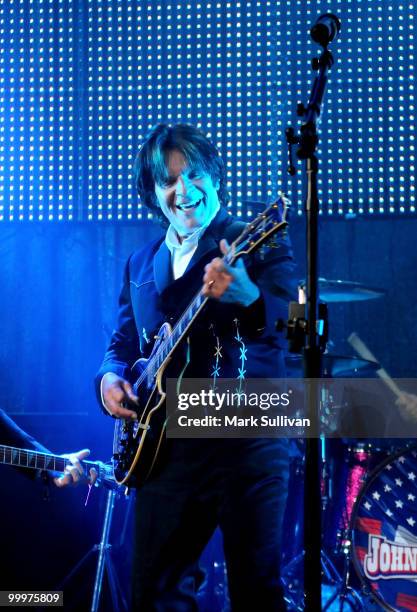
[280,278,417,611]
[196,277,416,611]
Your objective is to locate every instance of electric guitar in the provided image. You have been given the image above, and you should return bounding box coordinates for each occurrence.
[0,444,116,489]
[112,197,289,488]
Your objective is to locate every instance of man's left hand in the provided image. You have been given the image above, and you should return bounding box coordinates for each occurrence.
[202,239,260,307]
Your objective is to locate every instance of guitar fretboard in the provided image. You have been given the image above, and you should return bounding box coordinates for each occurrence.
[1,445,92,473]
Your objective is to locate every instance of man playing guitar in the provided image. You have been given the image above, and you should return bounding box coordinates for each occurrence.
[96,123,297,611]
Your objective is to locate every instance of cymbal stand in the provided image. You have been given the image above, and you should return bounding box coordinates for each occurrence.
[57,487,130,612]
[322,545,365,612]
[90,487,127,612]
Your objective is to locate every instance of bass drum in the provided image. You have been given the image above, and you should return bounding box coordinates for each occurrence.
[351,444,417,611]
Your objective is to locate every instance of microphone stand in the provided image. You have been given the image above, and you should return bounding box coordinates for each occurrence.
[285,21,340,612]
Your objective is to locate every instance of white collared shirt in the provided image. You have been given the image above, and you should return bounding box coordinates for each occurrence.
[165,202,220,280]
[165,225,202,280]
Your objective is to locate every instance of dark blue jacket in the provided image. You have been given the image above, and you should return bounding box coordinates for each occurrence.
[95,208,297,397]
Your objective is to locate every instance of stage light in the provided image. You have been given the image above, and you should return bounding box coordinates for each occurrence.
[0,1,415,221]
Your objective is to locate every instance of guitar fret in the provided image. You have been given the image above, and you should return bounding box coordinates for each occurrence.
[44,456,54,470]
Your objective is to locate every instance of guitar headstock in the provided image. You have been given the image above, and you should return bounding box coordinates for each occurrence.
[227,192,290,262]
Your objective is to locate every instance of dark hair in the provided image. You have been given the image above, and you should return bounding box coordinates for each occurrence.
[133,123,229,223]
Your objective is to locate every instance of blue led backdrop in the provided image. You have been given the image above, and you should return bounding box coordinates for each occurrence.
[0,0,415,221]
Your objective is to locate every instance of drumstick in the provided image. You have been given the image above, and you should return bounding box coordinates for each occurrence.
[347,332,403,398]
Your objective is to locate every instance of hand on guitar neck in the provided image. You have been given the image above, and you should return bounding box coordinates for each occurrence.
[101,372,139,420]
[53,448,99,488]
[0,408,101,488]
[202,239,260,306]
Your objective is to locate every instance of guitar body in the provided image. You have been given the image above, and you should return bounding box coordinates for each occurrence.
[112,322,172,487]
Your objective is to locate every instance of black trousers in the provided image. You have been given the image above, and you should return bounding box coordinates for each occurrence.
[132,438,289,611]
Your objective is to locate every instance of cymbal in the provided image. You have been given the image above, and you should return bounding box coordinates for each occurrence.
[299,278,386,303]
[285,354,380,378]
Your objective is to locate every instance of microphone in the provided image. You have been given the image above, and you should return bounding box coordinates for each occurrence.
[310,13,341,47]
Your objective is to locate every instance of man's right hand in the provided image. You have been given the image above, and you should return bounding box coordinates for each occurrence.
[101,372,139,419]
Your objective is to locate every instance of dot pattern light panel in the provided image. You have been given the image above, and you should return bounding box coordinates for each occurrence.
[0,0,415,221]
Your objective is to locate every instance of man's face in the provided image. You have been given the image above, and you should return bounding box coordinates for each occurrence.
[154,149,220,237]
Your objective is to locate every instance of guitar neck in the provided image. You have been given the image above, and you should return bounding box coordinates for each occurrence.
[0,444,97,474]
